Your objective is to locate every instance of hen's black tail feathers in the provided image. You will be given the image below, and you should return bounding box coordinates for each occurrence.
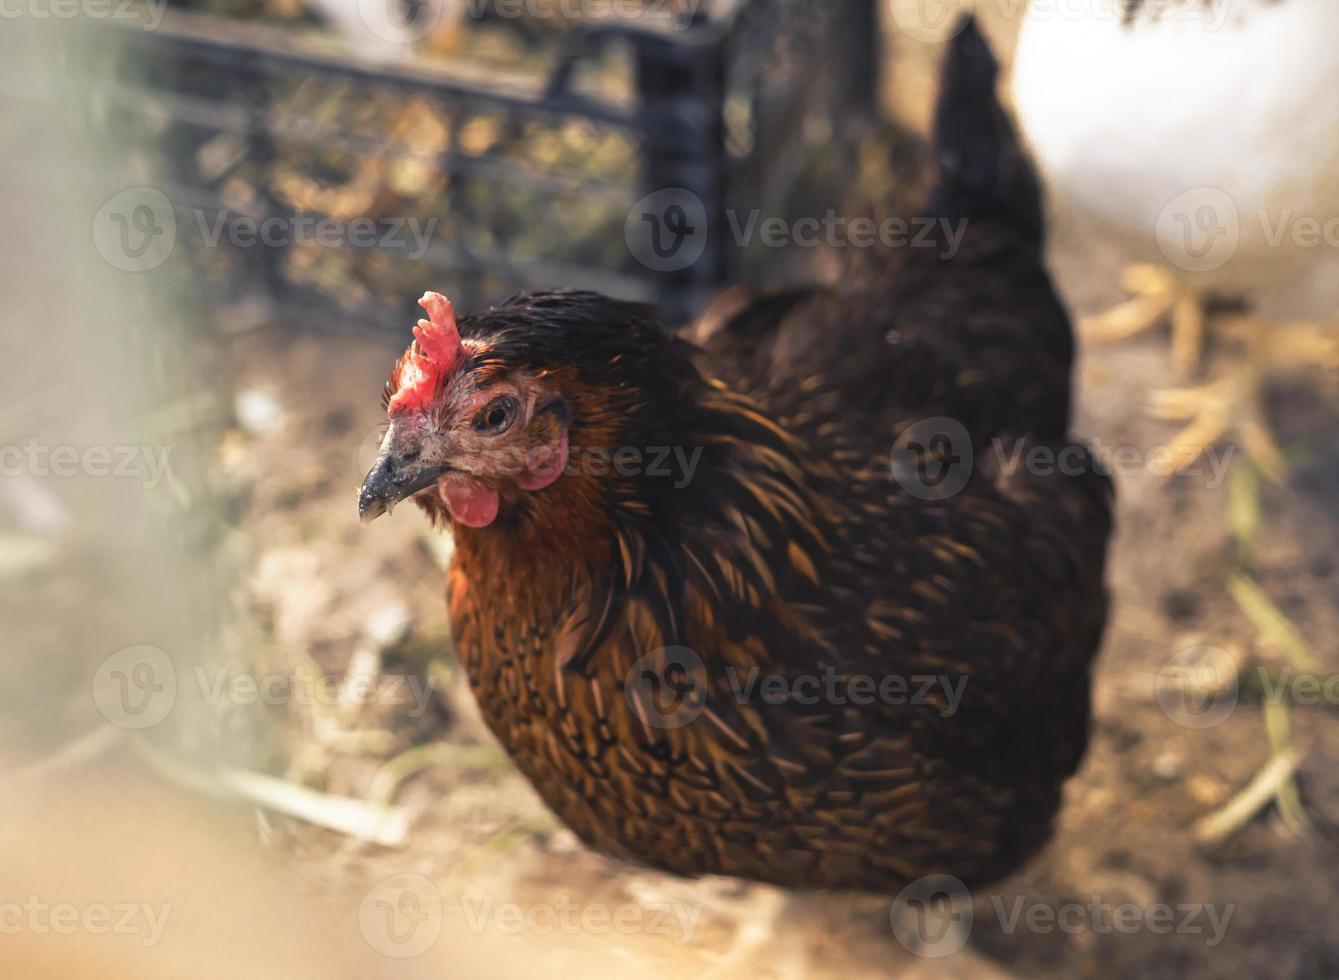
[927,16,1045,251]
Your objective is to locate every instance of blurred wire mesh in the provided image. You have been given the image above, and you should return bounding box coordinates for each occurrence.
[65,0,878,330]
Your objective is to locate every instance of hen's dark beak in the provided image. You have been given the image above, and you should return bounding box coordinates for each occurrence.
[358,448,443,525]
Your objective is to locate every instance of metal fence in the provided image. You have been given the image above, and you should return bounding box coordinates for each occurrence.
[32,0,879,331]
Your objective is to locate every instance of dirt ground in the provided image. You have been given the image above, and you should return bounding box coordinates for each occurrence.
[74,4,1337,978]
[222,226,1339,979]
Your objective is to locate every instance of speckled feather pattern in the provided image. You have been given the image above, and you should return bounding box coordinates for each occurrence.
[429,220,1112,891]
[408,20,1114,891]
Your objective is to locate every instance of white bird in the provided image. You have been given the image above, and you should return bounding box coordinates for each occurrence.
[1012,0,1339,478]
[303,0,467,63]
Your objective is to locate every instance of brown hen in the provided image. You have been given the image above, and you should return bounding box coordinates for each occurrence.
[359,18,1113,892]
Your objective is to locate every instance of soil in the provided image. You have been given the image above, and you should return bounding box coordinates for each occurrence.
[220,214,1339,980]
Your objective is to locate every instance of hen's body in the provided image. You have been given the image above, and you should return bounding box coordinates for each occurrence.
[1011,0,1339,477]
[1013,0,1339,315]
[425,22,1113,892]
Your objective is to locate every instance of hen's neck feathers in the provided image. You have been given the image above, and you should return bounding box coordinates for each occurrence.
[440,345,835,674]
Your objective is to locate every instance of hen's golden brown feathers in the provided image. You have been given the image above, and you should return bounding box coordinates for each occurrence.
[368,17,1113,891]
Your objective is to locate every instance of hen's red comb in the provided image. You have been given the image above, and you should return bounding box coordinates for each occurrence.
[388,292,465,415]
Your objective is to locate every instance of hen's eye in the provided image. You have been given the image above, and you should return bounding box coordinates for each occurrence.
[475,396,518,433]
